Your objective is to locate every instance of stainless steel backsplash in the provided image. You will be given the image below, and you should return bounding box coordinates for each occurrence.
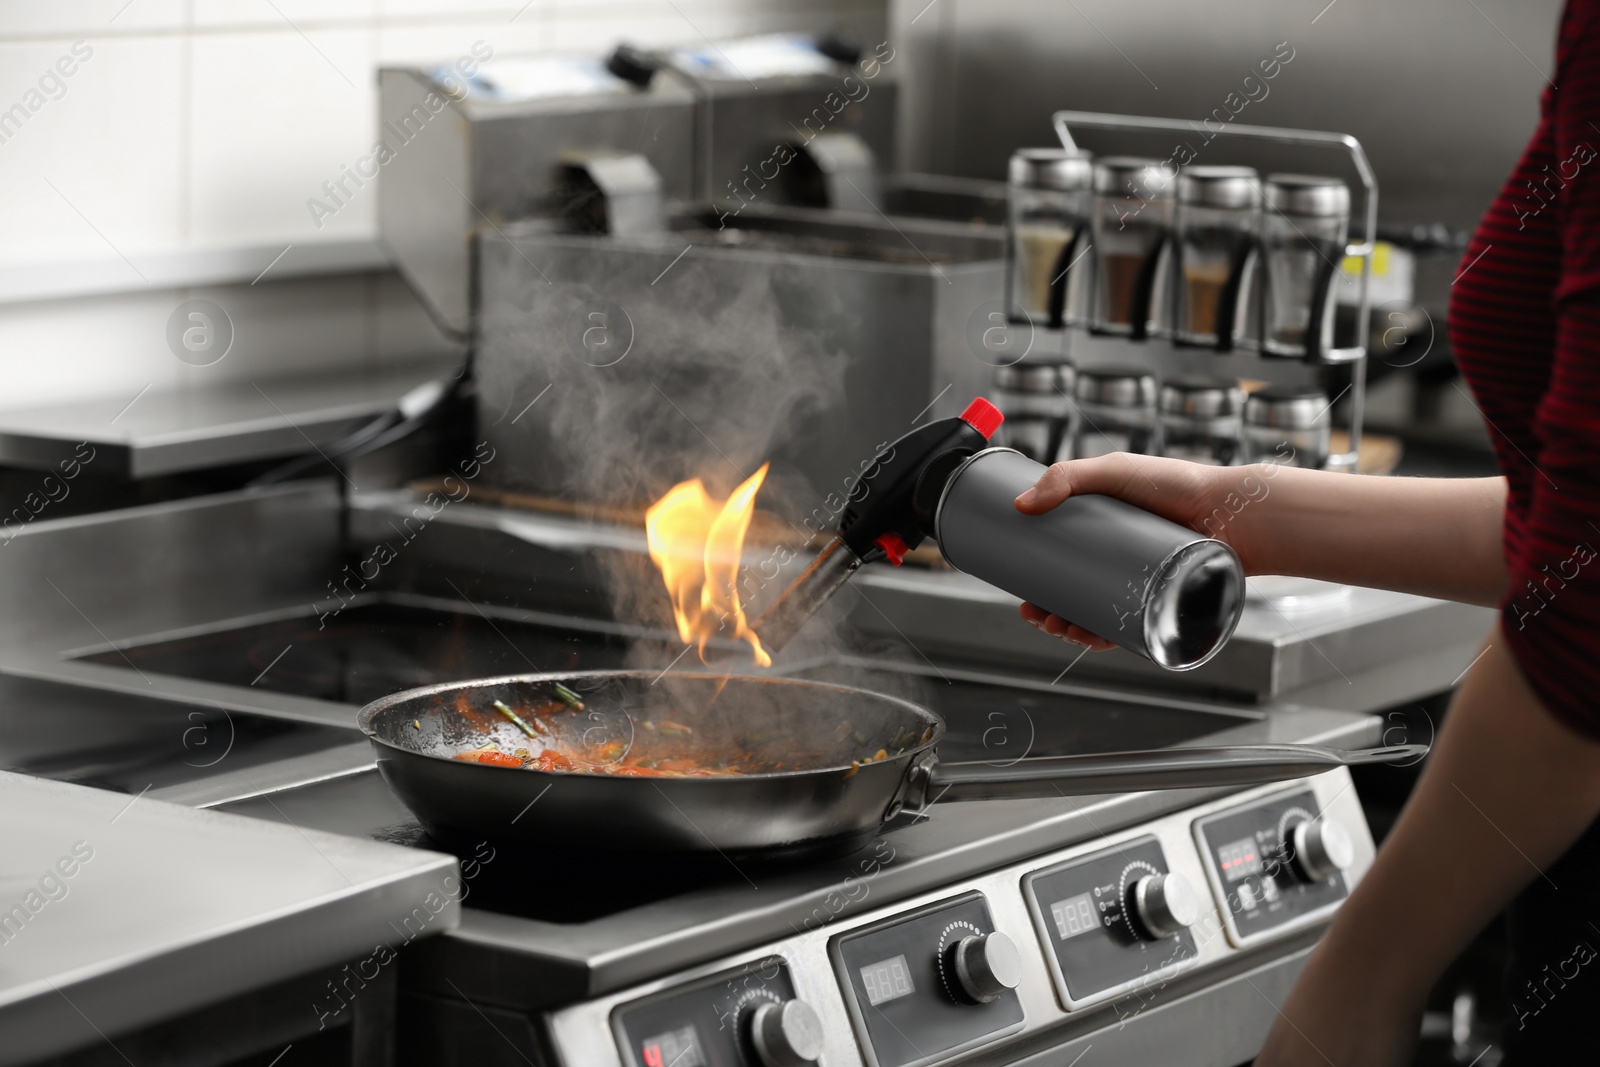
[891,0,1560,235]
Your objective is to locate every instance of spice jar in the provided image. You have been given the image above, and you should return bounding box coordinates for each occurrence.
[995,362,1075,462]
[1174,166,1259,349]
[1160,376,1243,465]
[1073,365,1158,458]
[1007,149,1094,328]
[1089,158,1175,338]
[1243,383,1331,468]
[1261,174,1351,358]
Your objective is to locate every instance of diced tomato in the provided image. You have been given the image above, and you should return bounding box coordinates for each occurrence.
[531,750,574,772]
[451,746,524,768]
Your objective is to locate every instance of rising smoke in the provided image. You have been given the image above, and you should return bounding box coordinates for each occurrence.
[479,225,838,639]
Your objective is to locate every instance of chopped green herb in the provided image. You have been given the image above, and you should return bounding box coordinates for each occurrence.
[552,682,586,710]
[493,699,542,739]
[412,720,421,730]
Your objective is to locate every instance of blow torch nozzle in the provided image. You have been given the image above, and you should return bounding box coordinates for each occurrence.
[749,535,863,655]
[751,398,1004,657]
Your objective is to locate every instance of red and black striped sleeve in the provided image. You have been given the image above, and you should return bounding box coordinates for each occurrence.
[1459,0,1600,737]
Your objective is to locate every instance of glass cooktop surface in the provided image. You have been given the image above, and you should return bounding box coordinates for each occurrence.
[67,601,1253,924]
[78,600,640,705]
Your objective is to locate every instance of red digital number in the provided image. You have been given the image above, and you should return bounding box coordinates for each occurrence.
[643,1045,664,1067]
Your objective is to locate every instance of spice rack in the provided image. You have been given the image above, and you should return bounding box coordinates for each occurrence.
[1042,110,1377,473]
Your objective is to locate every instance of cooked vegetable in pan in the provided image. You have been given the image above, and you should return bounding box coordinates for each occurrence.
[441,695,933,778]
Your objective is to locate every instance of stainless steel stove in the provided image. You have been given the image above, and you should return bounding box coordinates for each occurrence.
[0,483,1383,1066]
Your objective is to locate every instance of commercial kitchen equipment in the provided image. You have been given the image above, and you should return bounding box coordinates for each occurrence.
[0,30,1499,1067]
[0,57,1486,705]
[472,205,1000,503]
[0,771,458,1066]
[358,668,1415,851]
[377,33,993,338]
[652,32,896,210]
[0,481,1397,1067]
[376,50,699,336]
[0,363,458,481]
[377,32,1006,502]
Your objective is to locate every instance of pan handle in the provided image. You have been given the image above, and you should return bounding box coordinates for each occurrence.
[911,742,1427,807]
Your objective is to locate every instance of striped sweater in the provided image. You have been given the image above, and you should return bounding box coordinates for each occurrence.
[1449,0,1600,737]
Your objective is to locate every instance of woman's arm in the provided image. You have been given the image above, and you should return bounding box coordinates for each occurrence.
[1013,455,1507,646]
[1255,638,1600,1065]
[1016,456,1507,602]
[1222,464,1507,604]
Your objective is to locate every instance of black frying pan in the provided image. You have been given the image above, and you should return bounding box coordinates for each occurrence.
[357,671,1422,855]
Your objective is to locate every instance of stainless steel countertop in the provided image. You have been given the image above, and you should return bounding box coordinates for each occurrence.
[0,361,455,478]
[848,565,1495,704]
[0,771,459,1064]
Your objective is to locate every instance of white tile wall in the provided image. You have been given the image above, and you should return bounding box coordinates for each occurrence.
[0,36,187,265]
[189,28,377,246]
[0,0,886,412]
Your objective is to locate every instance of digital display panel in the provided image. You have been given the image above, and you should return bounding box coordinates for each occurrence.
[1049,892,1100,940]
[640,1025,704,1067]
[1218,836,1263,882]
[859,954,915,1006]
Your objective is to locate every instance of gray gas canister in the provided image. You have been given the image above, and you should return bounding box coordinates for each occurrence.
[934,448,1244,669]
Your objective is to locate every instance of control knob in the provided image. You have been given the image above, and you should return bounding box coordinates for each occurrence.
[951,930,1021,1003]
[1292,818,1354,882]
[749,999,824,1067]
[1131,872,1199,939]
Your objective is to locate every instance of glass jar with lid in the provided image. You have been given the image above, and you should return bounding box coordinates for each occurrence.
[1261,174,1351,358]
[1160,376,1243,465]
[1243,383,1331,468]
[1089,158,1175,337]
[1174,166,1260,349]
[994,361,1075,462]
[1006,149,1094,329]
[1072,365,1158,458]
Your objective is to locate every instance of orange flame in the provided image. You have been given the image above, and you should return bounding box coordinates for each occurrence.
[645,463,771,667]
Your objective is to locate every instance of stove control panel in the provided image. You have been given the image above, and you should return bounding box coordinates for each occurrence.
[830,891,1024,1067]
[1022,835,1199,1009]
[550,771,1374,1067]
[1193,788,1352,946]
[612,957,820,1067]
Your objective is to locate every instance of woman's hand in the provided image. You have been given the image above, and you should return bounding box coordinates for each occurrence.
[1013,453,1265,649]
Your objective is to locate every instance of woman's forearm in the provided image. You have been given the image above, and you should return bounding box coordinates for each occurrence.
[1225,466,1507,605]
[1257,639,1600,1063]
[1335,641,1600,986]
